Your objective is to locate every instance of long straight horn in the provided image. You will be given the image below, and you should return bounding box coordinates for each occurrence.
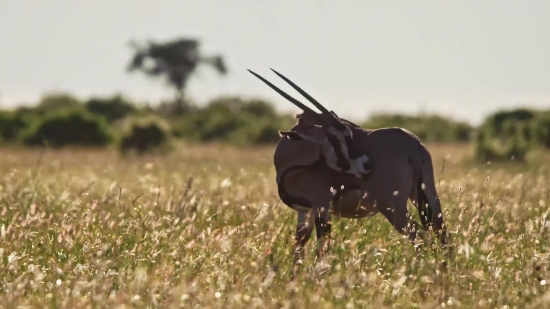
[270,68,339,121]
[247,69,318,115]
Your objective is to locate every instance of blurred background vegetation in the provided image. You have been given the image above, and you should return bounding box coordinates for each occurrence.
[1,36,549,163]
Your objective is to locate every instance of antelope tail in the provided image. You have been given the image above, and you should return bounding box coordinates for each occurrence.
[414,152,444,228]
[416,173,440,228]
[415,157,450,246]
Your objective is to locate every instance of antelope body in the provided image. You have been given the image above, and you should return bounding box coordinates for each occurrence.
[248,69,451,263]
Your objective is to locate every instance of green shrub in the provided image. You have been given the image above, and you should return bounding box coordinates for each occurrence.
[35,92,83,115]
[0,110,35,144]
[531,111,550,148]
[198,110,248,142]
[225,115,296,145]
[487,108,535,135]
[473,108,550,162]
[85,94,137,123]
[474,127,530,162]
[362,113,473,143]
[171,96,295,145]
[118,116,172,155]
[21,109,113,147]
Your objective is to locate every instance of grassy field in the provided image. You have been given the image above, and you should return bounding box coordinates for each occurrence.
[0,142,549,308]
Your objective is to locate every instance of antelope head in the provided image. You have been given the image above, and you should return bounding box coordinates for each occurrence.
[248,68,371,179]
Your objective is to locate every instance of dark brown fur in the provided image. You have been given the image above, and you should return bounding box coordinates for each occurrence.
[274,120,452,262]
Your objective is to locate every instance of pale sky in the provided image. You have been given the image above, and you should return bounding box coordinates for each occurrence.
[1,0,549,125]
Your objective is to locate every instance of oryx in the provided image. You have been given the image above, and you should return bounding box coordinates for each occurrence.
[248,69,452,263]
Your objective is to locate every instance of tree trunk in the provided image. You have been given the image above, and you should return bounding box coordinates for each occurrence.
[174,88,186,115]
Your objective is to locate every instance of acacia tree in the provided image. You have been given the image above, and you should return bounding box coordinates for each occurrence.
[126,37,228,113]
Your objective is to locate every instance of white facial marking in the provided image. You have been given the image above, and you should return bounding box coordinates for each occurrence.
[349,155,370,178]
[294,125,371,178]
[326,126,365,176]
[321,140,342,172]
[318,131,371,178]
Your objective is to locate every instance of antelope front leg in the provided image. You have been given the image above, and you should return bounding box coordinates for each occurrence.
[294,210,315,265]
[314,206,332,259]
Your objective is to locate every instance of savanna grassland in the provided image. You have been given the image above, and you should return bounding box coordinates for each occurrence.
[0,142,549,308]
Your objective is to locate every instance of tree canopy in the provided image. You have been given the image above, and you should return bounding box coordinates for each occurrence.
[126,37,228,114]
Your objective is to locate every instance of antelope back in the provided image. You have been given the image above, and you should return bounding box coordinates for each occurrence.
[339,127,430,209]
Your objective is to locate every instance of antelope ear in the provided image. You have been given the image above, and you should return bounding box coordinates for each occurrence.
[279,130,303,141]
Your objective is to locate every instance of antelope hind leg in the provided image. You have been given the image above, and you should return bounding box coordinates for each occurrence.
[294,210,315,265]
[415,180,455,259]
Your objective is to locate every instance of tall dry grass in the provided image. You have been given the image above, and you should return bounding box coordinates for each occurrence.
[0,142,549,308]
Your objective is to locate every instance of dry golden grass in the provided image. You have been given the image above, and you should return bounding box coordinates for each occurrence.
[0,142,549,308]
